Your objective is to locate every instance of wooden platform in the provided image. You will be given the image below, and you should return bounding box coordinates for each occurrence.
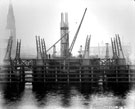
[1,58,135,88]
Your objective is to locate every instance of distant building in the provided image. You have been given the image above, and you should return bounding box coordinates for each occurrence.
[6,0,16,59]
[89,44,131,60]
[0,0,16,64]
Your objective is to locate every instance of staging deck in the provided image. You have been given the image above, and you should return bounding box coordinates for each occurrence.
[0,58,135,85]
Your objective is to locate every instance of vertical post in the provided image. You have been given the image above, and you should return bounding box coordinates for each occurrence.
[114,38,118,59]
[115,35,120,57]
[116,66,118,83]
[98,43,100,58]
[52,45,56,58]
[35,36,38,58]
[38,36,42,58]
[117,35,125,59]
[78,45,83,58]
[4,36,13,60]
[105,43,109,59]
[128,65,130,83]
[43,39,47,58]
[91,67,93,88]
[111,38,115,58]
[83,35,88,58]
[41,39,44,59]
[79,63,81,82]
[67,60,69,83]
[55,66,57,82]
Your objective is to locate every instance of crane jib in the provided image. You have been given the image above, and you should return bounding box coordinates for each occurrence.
[68,8,87,55]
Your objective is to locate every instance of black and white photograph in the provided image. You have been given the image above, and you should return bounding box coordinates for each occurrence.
[0,0,135,108]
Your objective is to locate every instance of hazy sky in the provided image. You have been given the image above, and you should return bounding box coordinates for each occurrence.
[0,0,135,58]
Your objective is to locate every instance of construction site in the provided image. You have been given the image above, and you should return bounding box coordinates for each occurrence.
[0,2,135,93]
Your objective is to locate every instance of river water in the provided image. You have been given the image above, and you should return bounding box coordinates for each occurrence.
[0,84,134,109]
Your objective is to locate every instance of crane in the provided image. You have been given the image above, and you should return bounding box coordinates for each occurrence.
[46,32,68,53]
[115,34,120,57]
[46,8,87,58]
[68,8,87,58]
[111,34,125,59]
[41,38,47,59]
[117,34,124,58]
[83,35,91,59]
[36,36,42,59]
[36,36,48,60]
[111,37,118,59]
[114,38,118,58]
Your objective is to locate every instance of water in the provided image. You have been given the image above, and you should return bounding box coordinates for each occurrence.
[0,84,135,109]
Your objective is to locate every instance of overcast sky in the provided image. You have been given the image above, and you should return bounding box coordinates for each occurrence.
[0,0,135,59]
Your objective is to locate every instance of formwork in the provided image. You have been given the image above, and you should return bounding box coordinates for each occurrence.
[2,58,134,91]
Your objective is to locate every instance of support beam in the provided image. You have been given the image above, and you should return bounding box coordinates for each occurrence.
[4,36,13,60]
[35,36,42,59]
[15,39,21,60]
[41,38,47,59]
[117,34,125,59]
[115,35,120,57]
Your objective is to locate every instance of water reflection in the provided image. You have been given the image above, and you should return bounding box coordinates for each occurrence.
[33,84,72,107]
[0,83,134,109]
[32,84,127,109]
[1,83,24,109]
[125,89,135,109]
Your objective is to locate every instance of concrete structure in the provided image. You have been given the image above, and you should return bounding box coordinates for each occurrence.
[60,13,69,58]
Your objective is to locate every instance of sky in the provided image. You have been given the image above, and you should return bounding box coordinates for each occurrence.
[0,0,135,60]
